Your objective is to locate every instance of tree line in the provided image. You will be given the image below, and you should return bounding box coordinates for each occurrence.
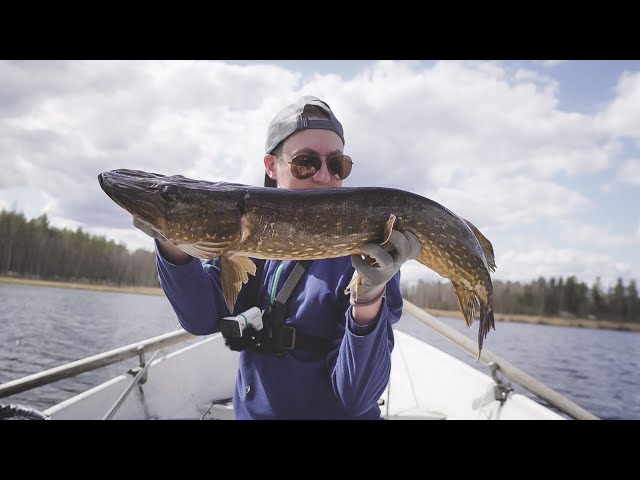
[0,209,158,287]
[401,275,639,323]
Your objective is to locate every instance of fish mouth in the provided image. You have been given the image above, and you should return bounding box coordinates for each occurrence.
[98,169,167,228]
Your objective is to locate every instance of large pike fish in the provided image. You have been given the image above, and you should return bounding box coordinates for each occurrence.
[98,169,497,353]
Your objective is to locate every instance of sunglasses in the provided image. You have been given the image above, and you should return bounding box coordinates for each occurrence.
[276,154,353,180]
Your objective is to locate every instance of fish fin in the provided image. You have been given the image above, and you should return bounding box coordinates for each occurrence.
[178,241,232,259]
[220,255,257,313]
[462,219,496,272]
[477,303,496,361]
[452,282,479,329]
[381,214,397,245]
[453,282,496,362]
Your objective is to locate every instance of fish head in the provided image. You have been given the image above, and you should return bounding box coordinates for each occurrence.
[98,169,245,247]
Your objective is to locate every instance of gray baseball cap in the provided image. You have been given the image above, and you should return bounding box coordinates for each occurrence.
[264,95,344,187]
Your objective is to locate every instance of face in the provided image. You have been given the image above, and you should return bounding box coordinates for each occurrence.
[263,127,345,190]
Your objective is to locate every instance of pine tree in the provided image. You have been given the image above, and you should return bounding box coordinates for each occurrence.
[627,280,639,323]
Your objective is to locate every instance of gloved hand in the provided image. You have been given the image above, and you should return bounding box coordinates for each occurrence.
[132,216,166,241]
[350,230,421,303]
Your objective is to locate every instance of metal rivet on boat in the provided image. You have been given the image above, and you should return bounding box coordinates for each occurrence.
[245,385,251,394]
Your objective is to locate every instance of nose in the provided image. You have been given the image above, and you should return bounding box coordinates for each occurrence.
[312,158,333,184]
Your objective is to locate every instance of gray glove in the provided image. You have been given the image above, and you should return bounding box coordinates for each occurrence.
[132,216,166,241]
[350,230,421,302]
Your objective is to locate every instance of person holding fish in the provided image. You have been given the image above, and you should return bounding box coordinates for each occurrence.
[134,96,421,419]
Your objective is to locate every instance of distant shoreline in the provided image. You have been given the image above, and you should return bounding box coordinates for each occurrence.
[2,276,639,331]
[0,276,165,296]
[425,308,640,332]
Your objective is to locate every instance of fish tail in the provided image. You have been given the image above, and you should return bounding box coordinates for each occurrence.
[476,303,495,362]
[452,282,496,361]
[452,282,479,328]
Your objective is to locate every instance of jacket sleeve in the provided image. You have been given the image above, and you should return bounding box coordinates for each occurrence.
[327,271,403,417]
[155,242,233,335]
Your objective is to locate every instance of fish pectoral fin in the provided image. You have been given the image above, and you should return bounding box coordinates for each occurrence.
[452,282,479,329]
[477,303,495,360]
[220,255,257,313]
[177,241,232,259]
[462,219,497,273]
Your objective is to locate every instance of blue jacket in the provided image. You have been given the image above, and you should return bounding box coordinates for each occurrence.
[156,246,403,419]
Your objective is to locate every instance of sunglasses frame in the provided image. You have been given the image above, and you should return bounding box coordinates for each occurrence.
[274,153,354,181]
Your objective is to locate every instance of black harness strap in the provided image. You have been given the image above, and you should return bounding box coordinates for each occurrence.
[274,260,313,306]
[241,259,333,355]
[270,260,332,354]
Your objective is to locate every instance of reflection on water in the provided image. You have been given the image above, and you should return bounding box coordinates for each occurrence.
[1,283,638,419]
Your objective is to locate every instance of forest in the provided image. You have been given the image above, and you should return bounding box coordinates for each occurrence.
[0,210,158,287]
[401,275,639,323]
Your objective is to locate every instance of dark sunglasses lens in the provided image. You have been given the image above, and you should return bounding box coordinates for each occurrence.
[291,155,321,179]
[327,155,353,180]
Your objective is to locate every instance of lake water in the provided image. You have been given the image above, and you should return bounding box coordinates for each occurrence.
[1,283,638,419]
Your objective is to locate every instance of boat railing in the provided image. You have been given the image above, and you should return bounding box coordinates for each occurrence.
[1,300,599,420]
[0,329,197,399]
[102,349,162,420]
[402,300,599,420]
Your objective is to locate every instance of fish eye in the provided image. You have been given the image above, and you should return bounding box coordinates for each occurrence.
[160,184,179,202]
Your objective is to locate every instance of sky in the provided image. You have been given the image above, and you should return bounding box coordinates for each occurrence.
[1,60,638,289]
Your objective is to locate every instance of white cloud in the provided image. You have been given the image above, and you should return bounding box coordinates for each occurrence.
[496,248,633,288]
[429,175,588,229]
[557,221,639,247]
[0,60,637,285]
[598,71,640,138]
[539,60,566,68]
[327,61,614,196]
[514,68,557,86]
[0,60,306,227]
[618,159,640,185]
[84,225,155,253]
[400,260,446,286]
[0,60,618,200]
